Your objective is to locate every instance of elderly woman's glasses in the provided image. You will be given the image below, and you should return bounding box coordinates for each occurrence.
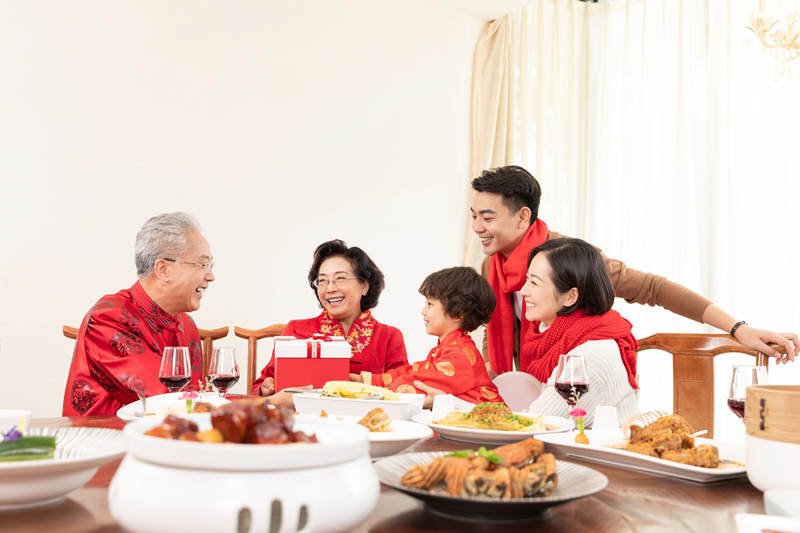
[313,274,360,289]
[163,257,215,274]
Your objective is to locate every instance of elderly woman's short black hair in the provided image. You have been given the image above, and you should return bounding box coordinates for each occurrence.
[307,239,385,311]
[528,238,614,317]
[418,266,496,332]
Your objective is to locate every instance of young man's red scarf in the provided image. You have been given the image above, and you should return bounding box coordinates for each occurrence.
[521,308,639,389]
[486,219,550,374]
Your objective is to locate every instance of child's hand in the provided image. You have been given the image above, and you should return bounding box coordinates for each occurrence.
[413,380,445,409]
[349,373,363,383]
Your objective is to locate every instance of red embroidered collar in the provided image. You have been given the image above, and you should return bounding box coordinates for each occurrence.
[130,281,182,333]
[318,309,376,356]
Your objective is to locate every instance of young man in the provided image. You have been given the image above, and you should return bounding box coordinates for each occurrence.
[63,212,214,416]
[471,165,798,376]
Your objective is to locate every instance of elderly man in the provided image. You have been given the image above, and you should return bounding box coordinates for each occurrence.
[63,212,214,416]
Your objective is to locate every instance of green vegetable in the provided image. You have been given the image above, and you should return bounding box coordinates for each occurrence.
[446,449,475,458]
[0,436,56,462]
[477,446,504,464]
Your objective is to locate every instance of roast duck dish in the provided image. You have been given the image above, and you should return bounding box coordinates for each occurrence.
[144,398,318,444]
[624,414,719,468]
[401,438,558,499]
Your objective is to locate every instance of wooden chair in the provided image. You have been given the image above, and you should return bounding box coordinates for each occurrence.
[62,324,230,379]
[62,325,79,339]
[234,324,287,394]
[198,327,230,379]
[636,333,771,438]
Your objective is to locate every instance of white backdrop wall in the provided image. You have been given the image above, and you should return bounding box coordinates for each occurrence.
[0,1,486,416]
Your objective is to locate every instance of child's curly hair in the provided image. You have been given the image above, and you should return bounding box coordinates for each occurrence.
[419,267,496,332]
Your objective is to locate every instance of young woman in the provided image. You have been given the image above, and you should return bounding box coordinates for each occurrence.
[520,238,639,426]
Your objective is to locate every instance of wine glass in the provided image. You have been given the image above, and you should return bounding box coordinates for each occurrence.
[159,346,192,392]
[209,347,240,398]
[728,364,767,421]
[555,353,589,408]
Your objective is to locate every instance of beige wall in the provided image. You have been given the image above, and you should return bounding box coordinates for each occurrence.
[0,1,486,416]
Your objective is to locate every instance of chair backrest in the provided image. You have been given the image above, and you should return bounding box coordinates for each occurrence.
[62,325,79,340]
[234,324,287,394]
[63,324,230,380]
[636,333,769,438]
[197,327,230,379]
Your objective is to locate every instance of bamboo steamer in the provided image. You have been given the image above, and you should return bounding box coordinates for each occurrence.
[744,385,800,491]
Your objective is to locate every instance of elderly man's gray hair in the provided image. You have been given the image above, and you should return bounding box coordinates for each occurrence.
[135,212,201,277]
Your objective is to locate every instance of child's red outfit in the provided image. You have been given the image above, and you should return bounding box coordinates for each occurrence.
[368,329,503,404]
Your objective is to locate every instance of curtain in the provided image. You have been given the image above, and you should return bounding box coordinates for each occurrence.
[468,0,800,440]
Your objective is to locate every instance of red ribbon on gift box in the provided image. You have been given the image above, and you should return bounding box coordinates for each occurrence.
[306,340,321,359]
[295,333,333,342]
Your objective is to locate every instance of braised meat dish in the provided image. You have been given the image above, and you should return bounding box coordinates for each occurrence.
[625,414,719,468]
[400,438,557,499]
[144,398,318,444]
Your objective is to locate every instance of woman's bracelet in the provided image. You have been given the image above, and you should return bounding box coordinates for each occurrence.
[730,320,747,337]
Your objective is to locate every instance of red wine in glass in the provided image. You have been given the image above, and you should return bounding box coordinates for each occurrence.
[159,346,192,393]
[159,375,191,392]
[729,365,767,423]
[211,374,239,391]
[555,383,589,406]
[209,347,240,397]
[727,398,745,419]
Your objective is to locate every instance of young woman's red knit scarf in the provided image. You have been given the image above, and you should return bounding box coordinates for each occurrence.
[520,308,639,389]
[486,219,550,374]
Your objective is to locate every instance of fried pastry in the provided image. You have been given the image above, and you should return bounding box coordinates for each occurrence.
[358,408,392,432]
[400,438,557,499]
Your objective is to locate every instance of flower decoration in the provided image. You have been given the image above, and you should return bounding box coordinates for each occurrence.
[2,425,22,443]
[179,391,199,414]
[570,407,589,445]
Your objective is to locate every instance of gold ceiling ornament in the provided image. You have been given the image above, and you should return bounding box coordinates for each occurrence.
[747,0,800,63]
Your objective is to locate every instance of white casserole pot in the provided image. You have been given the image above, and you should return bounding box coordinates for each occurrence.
[744,385,800,492]
[109,414,378,533]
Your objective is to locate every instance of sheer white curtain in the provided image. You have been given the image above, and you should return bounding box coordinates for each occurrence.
[468,0,799,441]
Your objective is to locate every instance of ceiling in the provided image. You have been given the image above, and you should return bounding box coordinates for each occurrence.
[435,0,534,20]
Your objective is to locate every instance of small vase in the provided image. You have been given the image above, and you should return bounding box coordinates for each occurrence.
[574,429,590,445]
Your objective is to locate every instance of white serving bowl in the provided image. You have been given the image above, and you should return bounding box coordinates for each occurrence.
[293,392,424,420]
[746,433,800,492]
[296,414,433,458]
[0,409,32,435]
[0,426,124,511]
[109,413,379,532]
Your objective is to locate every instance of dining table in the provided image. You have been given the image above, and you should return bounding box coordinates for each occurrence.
[4,414,765,533]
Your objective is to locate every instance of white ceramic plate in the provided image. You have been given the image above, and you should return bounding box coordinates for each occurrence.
[412,411,570,445]
[293,392,424,420]
[116,392,230,422]
[735,513,800,533]
[123,413,370,470]
[0,426,124,511]
[537,431,746,483]
[765,489,800,518]
[296,414,433,458]
[374,451,607,520]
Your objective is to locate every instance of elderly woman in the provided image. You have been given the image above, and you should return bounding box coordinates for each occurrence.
[253,239,409,396]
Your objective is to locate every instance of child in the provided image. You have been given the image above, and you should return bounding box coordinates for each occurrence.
[355,267,502,406]
[520,238,639,426]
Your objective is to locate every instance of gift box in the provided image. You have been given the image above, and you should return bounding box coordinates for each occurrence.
[274,335,352,391]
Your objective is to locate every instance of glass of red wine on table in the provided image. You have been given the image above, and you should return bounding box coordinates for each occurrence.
[209,347,240,398]
[728,364,767,421]
[159,346,192,392]
[555,353,589,429]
